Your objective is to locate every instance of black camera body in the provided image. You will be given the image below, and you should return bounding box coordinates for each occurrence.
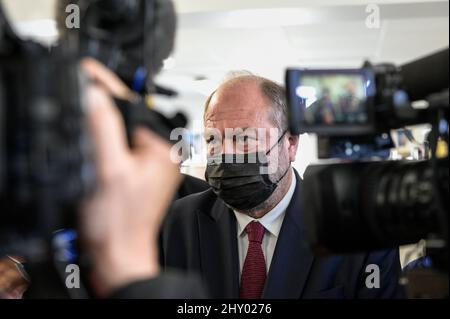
[0,0,188,298]
[0,0,186,259]
[285,49,449,262]
[62,0,176,94]
[0,14,94,256]
[286,49,448,138]
[287,49,449,159]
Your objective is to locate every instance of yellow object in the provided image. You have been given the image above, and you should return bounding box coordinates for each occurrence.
[145,95,155,109]
[436,139,448,158]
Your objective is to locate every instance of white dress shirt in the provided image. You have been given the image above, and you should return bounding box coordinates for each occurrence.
[233,170,296,276]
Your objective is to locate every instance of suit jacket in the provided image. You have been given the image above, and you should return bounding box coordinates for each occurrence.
[161,169,403,299]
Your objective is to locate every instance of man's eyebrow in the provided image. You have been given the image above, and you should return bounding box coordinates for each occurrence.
[204,128,260,139]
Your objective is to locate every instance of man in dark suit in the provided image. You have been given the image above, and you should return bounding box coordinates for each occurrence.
[161,74,402,299]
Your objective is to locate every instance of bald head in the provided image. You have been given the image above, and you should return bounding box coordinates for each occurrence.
[204,75,287,133]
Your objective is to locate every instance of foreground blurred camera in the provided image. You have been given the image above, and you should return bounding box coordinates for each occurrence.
[285,49,449,267]
[0,0,186,261]
[0,9,93,256]
[59,0,176,94]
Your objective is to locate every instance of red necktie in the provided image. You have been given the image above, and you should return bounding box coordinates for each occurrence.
[239,221,266,299]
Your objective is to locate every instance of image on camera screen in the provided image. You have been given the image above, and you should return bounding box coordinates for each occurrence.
[297,73,368,125]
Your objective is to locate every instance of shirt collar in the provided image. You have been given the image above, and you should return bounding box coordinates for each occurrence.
[234,168,296,238]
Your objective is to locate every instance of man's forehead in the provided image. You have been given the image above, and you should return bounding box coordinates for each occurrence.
[204,127,277,135]
[205,81,270,125]
[206,106,261,124]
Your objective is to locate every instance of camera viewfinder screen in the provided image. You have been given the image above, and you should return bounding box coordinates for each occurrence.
[297,73,369,125]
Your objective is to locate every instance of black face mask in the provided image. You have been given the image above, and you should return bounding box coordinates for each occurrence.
[205,131,289,211]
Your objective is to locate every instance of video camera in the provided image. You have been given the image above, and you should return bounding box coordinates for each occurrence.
[285,49,449,272]
[60,0,177,95]
[0,0,186,261]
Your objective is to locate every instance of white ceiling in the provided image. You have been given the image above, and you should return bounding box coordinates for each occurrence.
[2,0,449,128]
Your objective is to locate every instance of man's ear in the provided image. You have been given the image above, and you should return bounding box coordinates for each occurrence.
[287,133,300,162]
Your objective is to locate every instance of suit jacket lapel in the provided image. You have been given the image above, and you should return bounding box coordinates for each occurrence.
[263,169,315,299]
[197,199,240,298]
